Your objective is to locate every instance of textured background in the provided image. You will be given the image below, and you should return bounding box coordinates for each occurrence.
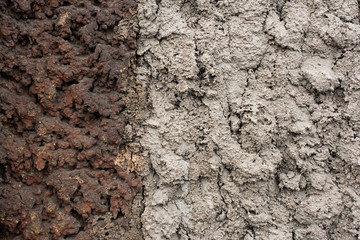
[0,0,143,239]
[1,0,360,239]
[135,0,360,239]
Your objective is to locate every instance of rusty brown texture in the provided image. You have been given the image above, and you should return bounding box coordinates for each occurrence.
[0,0,141,239]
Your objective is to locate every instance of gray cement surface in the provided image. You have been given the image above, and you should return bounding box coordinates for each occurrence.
[131,0,360,239]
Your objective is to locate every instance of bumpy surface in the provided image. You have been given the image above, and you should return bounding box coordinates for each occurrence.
[135,0,360,239]
[0,0,142,239]
[2,0,360,239]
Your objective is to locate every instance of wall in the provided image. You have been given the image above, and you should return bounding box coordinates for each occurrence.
[1,0,360,239]
[135,0,360,239]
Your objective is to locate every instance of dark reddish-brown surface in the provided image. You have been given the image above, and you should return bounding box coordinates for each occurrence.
[0,0,140,239]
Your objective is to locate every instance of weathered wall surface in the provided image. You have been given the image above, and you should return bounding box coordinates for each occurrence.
[0,0,143,239]
[1,0,360,239]
[135,0,360,239]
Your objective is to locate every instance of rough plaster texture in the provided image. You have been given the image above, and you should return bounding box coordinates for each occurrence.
[1,0,360,239]
[134,0,360,239]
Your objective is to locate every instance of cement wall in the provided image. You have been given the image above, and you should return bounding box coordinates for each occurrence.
[134,0,360,239]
